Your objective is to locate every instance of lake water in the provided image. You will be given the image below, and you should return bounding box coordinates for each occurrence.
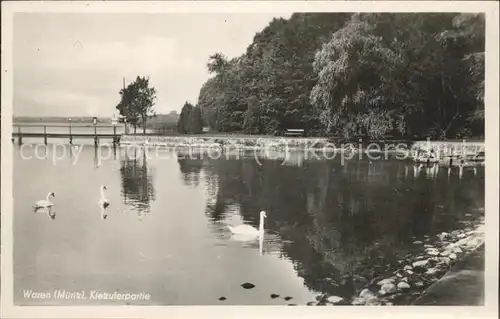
[13,144,485,305]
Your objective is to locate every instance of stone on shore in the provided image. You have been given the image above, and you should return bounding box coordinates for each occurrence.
[359,289,374,299]
[426,248,440,256]
[413,259,429,267]
[365,296,381,305]
[351,289,379,305]
[397,282,411,291]
[412,259,429,272]
[377,278,395,286]
[440,250,451,257]
[426,268,439,275]
[352,297,365,305]
[414,282,425,288]
[327,296,343,304]
[379,283,397,295]
[437,232,450,241]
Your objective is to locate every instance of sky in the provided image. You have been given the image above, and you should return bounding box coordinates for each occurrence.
[13,12,291,117]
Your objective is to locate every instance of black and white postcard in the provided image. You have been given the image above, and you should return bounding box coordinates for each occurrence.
[1,1,499,319]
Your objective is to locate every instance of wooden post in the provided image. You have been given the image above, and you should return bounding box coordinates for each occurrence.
[113,142,117,160]
[69,121,73,144]
[18,126,22,145]
[44,126,47,145]
[94,126,98,147]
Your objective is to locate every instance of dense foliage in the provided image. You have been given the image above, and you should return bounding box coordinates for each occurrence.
[176,102,203,134]
[194,13,484,140]
[116,76,157,134]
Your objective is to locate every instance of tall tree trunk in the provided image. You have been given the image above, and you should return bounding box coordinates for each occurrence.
[142,116,146,135]
[134,125,137,134]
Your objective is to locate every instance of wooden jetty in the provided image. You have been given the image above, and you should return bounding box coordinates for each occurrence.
[12,124,122,146]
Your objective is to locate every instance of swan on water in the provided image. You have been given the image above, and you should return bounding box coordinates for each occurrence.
[34,192,55,211]
[228,211,267,236]
[98,185,110,219]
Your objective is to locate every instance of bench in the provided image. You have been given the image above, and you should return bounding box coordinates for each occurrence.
[284,129,305,137]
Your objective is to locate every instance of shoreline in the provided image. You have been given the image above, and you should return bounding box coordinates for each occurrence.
[413,243,484,305]
[322,211,485,306]
[118,135,485,164]
[119,135,484,151]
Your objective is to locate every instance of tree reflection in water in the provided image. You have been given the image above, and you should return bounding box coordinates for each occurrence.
[119,147,156,216]
[175,154,484,300]
[177,153,204,188]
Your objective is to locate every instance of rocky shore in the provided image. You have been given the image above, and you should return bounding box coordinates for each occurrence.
[292,214,486,306]
[340,213,485,306]
[412,243,484,305]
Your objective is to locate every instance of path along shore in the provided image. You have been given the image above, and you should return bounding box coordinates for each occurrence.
[413,243,484,305]
[344,215,485,306]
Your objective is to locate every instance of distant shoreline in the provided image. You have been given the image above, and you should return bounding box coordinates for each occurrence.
[13,116,112,124]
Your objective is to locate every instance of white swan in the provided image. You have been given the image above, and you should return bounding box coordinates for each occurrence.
[228,211,267,236]
[34,192,55,211]
[98,185,110,219]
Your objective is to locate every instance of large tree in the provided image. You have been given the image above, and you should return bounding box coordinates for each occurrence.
[116,76,157,134]
[197,13,351,135]
[188,106,204,134]
[177,102,194,134]
[310,13,485,139]
[195,13,484,139]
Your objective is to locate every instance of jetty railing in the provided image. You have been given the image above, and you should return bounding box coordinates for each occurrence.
[12,123,123,146]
